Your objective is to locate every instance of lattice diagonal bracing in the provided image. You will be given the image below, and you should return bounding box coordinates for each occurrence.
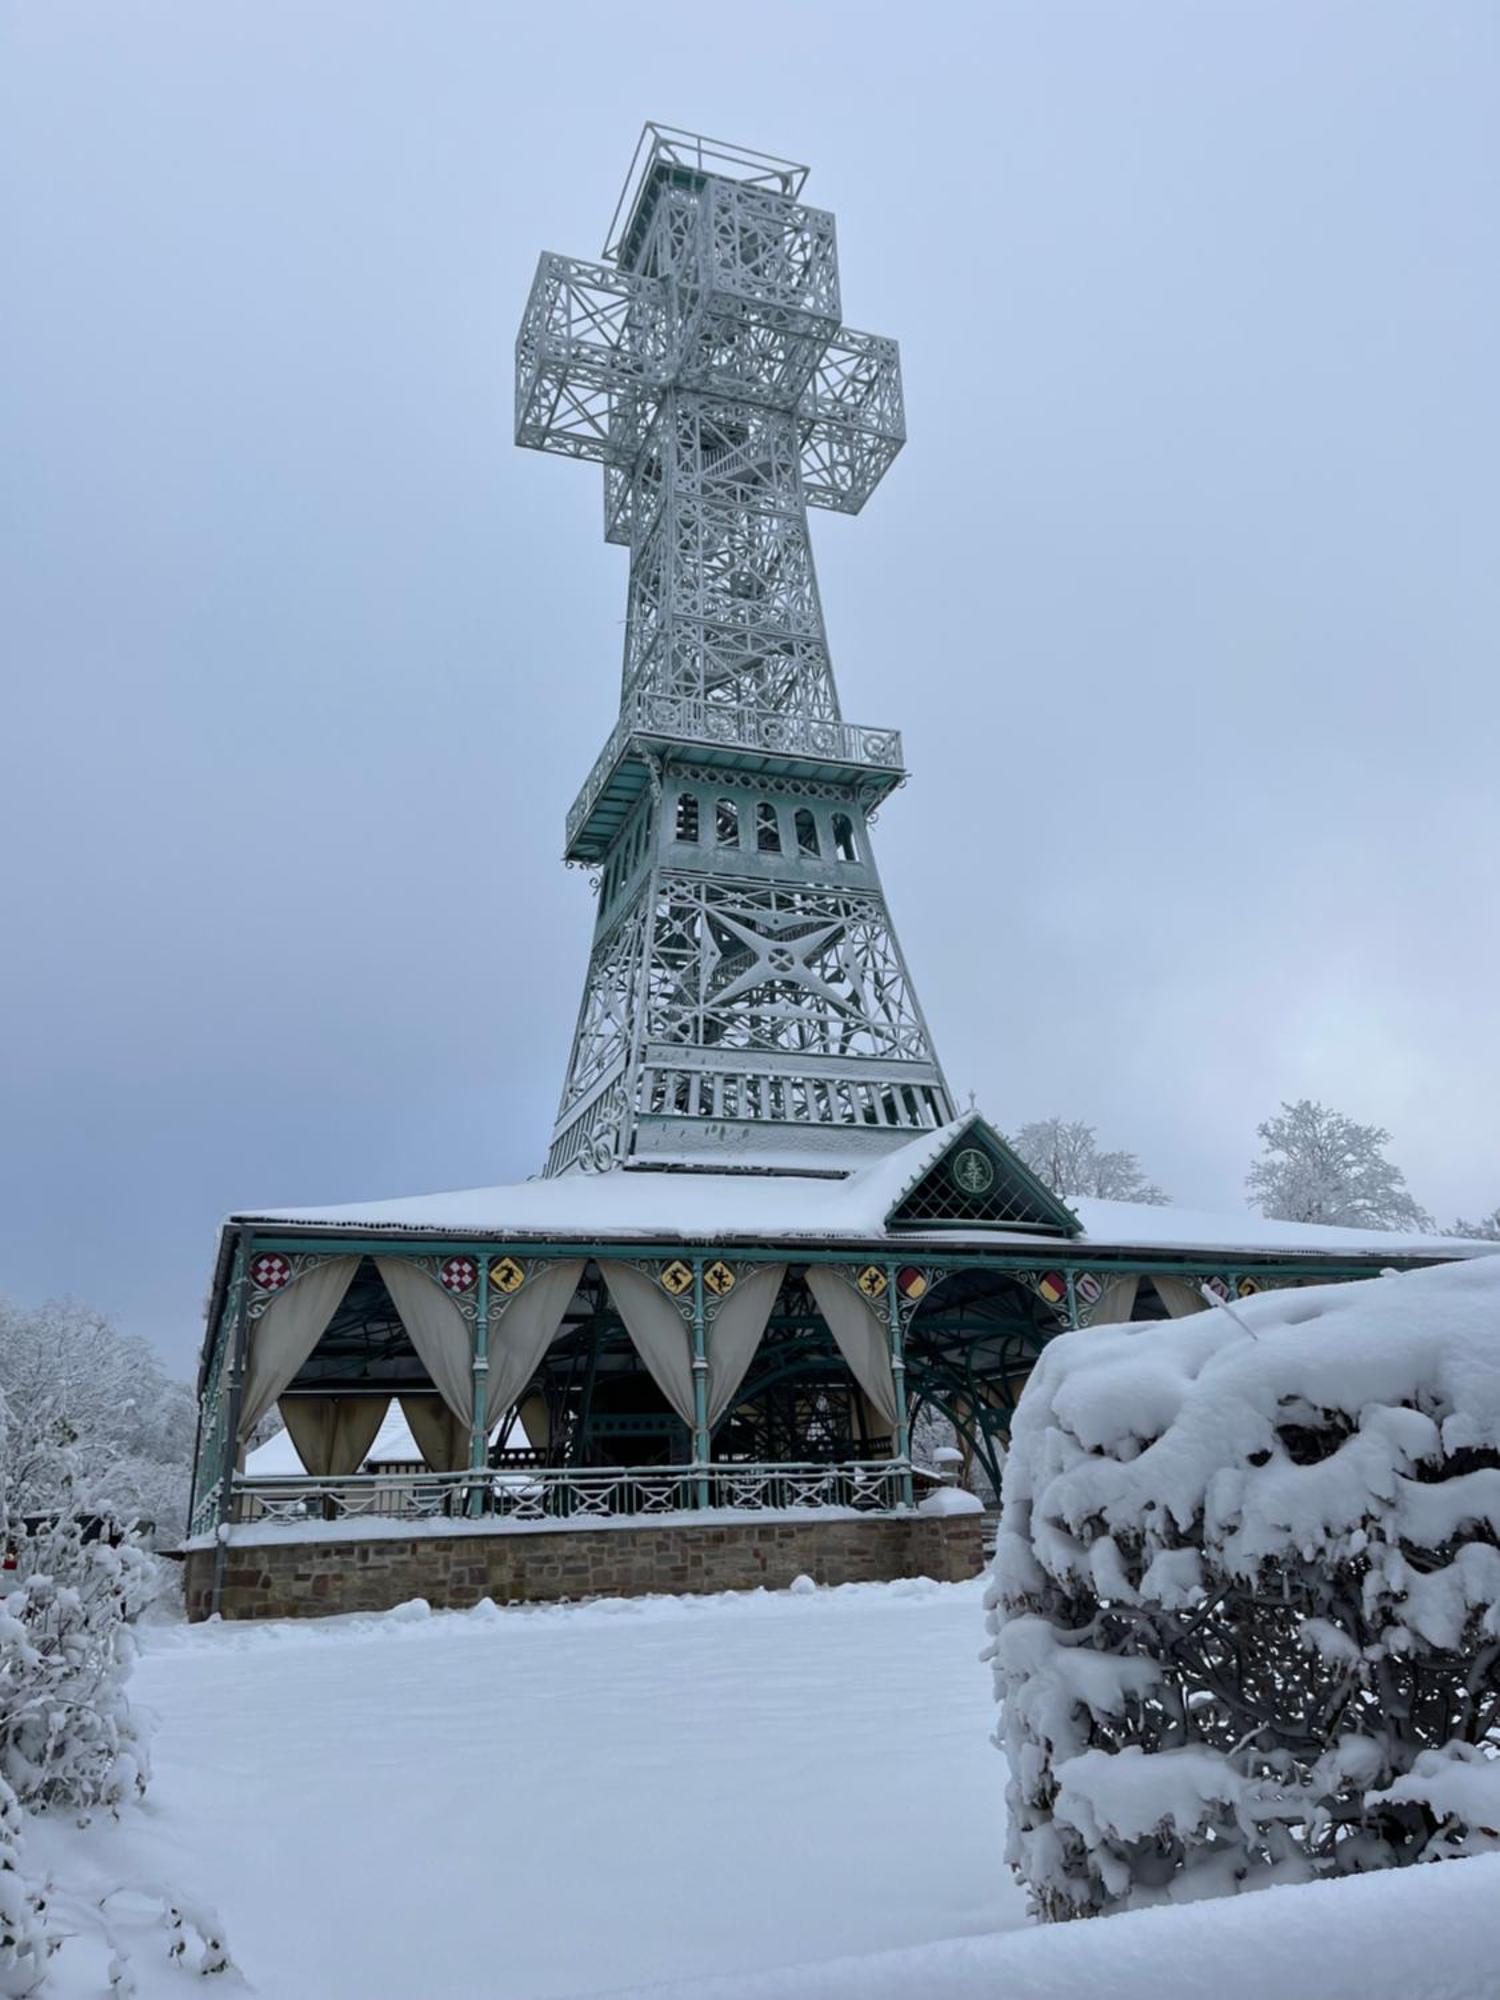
[518,126,953,1173]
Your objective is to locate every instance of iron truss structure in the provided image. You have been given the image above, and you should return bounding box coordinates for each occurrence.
[517,124,953,1174]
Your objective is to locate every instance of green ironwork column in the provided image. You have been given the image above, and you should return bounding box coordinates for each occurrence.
[468,1257,490,1516]
[883,1262,915,1508]
[1064,1268,1080,1330]
[209,1232,252,1617]
[690,1257,711,1508]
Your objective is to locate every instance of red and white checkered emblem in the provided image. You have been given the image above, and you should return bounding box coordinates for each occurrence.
[251,1253,291,1292]
[440,1256,476,1293]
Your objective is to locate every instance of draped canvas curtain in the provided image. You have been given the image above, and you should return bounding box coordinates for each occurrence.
[1153,1274,1209,1318]
[281,1394,390,1477]
[705,1264,785,1427]
[486,1260,585,1430]
[238,1256,361,1442]
[600,1263,696,1428]
[517,1395,550,1451]
[374,1257,474,1426]
[1088,1274,1140,1328]
[399,1393,470,1473]
[805,1267,899,1429]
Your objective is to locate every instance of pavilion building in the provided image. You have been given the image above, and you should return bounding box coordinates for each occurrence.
[184,128,1485,1619]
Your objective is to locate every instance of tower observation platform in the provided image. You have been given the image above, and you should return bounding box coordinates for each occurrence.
[181,128,1487,1621]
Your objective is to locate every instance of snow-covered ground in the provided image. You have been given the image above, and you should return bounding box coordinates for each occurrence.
[34,1579,1017,1997]
[26,1578,1500,1999]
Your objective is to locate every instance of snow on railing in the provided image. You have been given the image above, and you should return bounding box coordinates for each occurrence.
[227,1460,909,1528]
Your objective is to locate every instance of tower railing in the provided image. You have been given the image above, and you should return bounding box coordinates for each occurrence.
[565,694,904,854]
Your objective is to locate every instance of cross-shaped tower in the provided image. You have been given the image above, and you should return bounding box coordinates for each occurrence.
[517,126,953,1175]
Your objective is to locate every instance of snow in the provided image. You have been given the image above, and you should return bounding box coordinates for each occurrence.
[32,1579,1020,1998]
[183,1502,884,1551]
[916,1485,985,1516]
[591,1853,1500,1999]
[227,1115,1493,1261]
[26,1577,1500,2000]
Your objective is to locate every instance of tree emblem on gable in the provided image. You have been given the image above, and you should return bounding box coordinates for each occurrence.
[951,1147,995,1196]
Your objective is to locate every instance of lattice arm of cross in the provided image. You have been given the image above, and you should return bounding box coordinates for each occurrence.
[798,327,906,514]
[515,252,673,468]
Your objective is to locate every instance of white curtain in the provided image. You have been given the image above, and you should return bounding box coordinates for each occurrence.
[850,1386,892,1450]
[238,1256,361,1441]
[601,1263,696,1429]
[486,1260,585,1430]
[1087,1275,1140,1327]
[516,1394,550,1451]
[399,1393,469,1473]
[280,1394,390,1477]
[806,1266,898,1429]
[375,1257,475,1426]
[705,1264,785,1427]
[1153,1274,1210,1318]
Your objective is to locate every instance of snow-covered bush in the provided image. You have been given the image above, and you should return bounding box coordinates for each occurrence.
[1,1385,154,1820]
[987,1255,1500,1919]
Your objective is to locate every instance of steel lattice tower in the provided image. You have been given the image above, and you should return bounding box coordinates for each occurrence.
[517,126,953,1175]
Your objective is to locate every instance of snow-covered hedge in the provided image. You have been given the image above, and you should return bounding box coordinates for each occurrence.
[987,1255,1500,1919]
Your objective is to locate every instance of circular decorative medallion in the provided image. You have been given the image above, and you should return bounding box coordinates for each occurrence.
[1236,1276,1259,1298]
[659,1259,693,1297]
[896,1266,928,1301]
[1202,1275,1230,1302]
[856,1265,889,1301]
[1037,1270,1067,1305]
[703,1260,736,1298]
[1074,1271,1103,1306]
[440,1256,477,1293]
[250,1253,291,1292]
[951,1147,995,1196]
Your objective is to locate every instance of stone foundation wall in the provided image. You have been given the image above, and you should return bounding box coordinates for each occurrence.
[183,1512,985,1622]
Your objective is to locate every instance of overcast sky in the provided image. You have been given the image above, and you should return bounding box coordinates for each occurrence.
[3,1,1496,1375]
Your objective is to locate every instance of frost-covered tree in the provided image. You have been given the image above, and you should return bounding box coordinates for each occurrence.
[1246,1099,1432,1232]
[0,1299,195,1548]
[1010,1118,1170,1206]
[988,1258,1500,1921]
[1453,1208,1500,1242]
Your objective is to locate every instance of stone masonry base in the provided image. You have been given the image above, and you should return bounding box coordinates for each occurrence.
[183,1512,985,1621]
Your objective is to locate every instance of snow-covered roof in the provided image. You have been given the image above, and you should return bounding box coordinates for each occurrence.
[232,1120,1493,1267]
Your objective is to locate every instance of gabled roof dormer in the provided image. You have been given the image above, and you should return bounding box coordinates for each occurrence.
[882,1114,1081,1237]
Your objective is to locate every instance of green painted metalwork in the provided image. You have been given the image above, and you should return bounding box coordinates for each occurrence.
[468,1258,490,1515]
[882,1261,914,1507]
[690,1256,711,1506]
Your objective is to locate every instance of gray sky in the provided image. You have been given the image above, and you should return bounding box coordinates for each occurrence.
[3,1,1496,1375]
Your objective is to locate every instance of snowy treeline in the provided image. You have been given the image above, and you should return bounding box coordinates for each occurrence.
[1016,1099,1494,1239]
[0,1298,196,1550]
[988,1256,1500,1919]
[1009,1119,1170,1206]
[1247,1099,1434,1232]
